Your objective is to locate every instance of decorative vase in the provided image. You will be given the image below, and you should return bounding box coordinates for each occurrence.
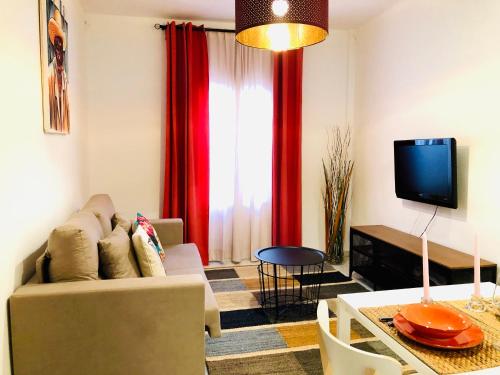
[325,207,347,264]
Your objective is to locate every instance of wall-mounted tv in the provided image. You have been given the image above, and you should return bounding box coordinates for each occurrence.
[394,138,457,209]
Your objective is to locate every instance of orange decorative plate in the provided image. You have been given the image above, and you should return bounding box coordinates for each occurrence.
[400,303,471,339]
[393,314,484,350]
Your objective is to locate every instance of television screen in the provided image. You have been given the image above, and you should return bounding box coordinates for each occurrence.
[394,138,457,208]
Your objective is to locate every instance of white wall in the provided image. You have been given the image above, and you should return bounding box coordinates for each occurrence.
[0,1,88,373]
[85,14,166,219]
[302,30,354,251]
[352,0,500,266]
[84,14,353,253]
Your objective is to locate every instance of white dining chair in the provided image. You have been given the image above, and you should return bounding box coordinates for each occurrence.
[317,300,403,375]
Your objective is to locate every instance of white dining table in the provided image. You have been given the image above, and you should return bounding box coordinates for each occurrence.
[336,282,498,375]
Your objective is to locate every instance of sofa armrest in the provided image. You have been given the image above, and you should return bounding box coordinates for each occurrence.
[151,218,183,246]
[10,275,205,375]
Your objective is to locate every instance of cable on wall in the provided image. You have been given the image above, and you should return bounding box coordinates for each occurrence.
[420,205,439,237]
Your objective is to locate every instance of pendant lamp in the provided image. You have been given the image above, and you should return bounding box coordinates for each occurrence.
[235,0,329,51]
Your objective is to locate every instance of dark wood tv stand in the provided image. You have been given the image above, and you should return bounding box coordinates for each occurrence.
[349,225,497,291]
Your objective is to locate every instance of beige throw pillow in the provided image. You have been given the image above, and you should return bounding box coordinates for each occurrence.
[47,211,103,282]
[132,226,166,277]
[35,250,51,283]
[98,226,141,279]
[112,212,132,234]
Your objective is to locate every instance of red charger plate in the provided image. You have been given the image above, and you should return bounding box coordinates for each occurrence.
[400,303,472,339]
[393,314,484,350]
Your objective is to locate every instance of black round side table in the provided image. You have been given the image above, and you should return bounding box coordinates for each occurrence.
[255,246,325,321]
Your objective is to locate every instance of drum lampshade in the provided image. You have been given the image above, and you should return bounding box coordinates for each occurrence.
[235,0,329,51]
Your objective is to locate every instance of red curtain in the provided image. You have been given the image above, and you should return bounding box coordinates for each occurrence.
[163,22,210,265]
[272,49,303,247]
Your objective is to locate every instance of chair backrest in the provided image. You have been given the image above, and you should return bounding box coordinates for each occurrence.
[317,300,402,375]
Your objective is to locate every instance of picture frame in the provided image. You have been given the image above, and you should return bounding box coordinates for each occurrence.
[39,0,70,134]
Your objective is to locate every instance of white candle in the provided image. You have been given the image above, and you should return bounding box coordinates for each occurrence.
[473,234,481,297]
[422,232,431,303]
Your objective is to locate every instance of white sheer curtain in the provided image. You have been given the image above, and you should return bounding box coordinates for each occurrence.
[207,32,273,262]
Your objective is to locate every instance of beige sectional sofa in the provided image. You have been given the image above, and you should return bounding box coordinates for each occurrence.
[9,194,220,375]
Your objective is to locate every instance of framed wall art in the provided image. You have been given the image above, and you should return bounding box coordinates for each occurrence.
[39,0,70,134]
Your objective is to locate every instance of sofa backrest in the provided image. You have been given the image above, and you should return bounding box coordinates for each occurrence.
[81,194,116,236]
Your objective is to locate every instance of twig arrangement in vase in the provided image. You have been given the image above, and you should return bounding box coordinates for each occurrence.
[322,127,354,264]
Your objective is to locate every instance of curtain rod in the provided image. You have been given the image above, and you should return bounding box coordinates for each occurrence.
[154,23,235,33]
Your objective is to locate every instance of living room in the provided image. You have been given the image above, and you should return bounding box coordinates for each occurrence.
[1,1,499,374]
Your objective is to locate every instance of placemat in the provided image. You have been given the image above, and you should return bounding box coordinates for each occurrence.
[445,300,500,329]
[359,301,500,374]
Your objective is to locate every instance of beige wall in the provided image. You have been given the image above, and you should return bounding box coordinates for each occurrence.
[302,30,354,251]
[0,1,88,373]
[84,14,353,251]
[85,14,166,219]
[352,0,500,266]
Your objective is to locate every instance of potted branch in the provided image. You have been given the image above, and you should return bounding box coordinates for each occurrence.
[322,127,354,264]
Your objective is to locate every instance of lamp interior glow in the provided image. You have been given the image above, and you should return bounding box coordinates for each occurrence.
[267,24,291,51]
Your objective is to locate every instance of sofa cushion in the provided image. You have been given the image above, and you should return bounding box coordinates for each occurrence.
[166,266,221,338]
[132,226,166,277]
[47,210,103,282]
[81,194,115,236]
[162,244,203,273]
[201,271,222,338]
[162,243,221,337]
[98,226,141,279]
[112,212,132,234]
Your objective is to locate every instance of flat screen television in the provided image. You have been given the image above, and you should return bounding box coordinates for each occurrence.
[394,138,457,208]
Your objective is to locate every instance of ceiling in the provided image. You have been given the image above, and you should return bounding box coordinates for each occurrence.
[81,0,400,29]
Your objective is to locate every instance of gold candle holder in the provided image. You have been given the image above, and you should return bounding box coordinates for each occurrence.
[420,297,433,305]
[465,294,486,313]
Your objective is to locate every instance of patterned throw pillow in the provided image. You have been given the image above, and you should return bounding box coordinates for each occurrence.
[132,226,166,277]
[134,213,165,261]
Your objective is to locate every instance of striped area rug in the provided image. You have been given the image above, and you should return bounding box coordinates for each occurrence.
[204,263,416,375]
